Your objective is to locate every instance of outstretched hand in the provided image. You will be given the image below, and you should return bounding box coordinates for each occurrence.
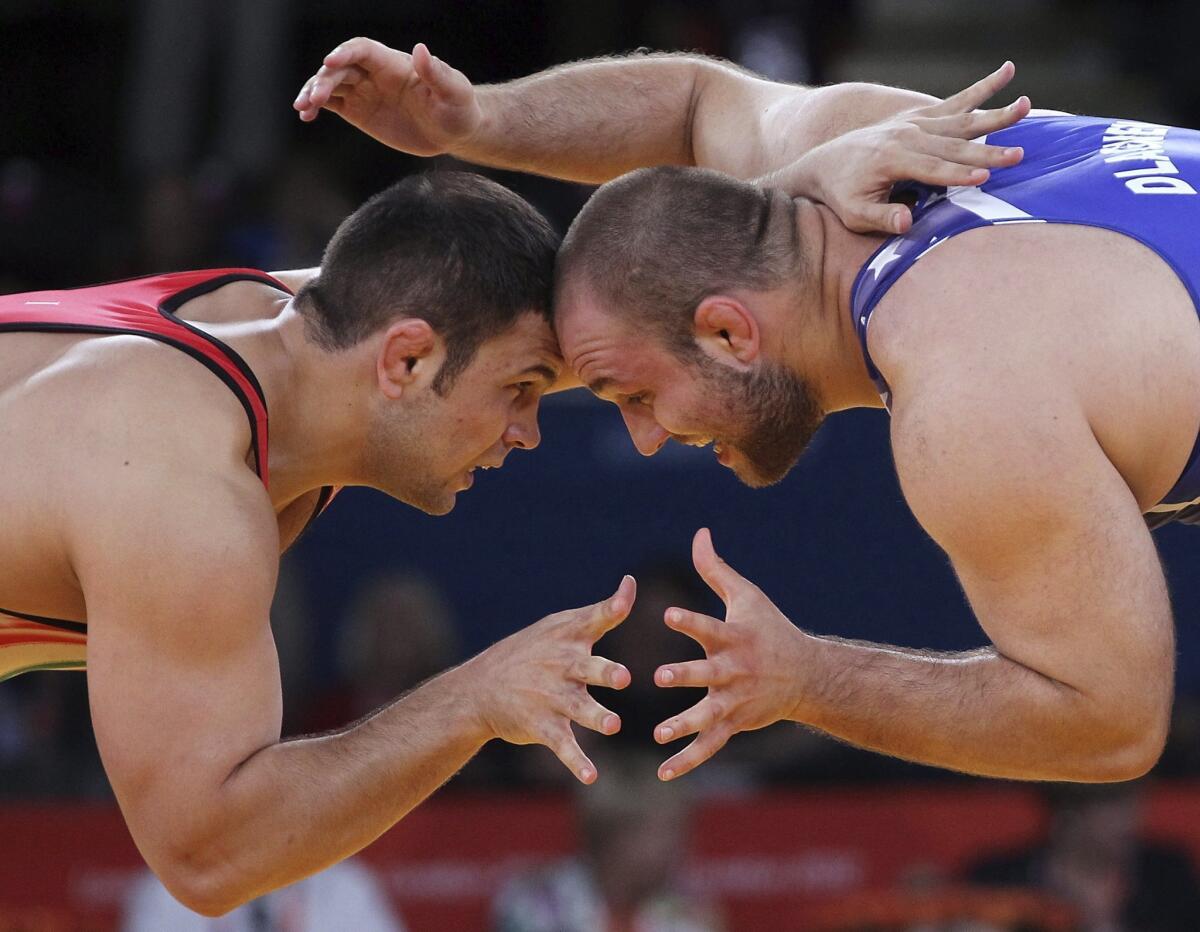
[763,62,1032,234]
[293,37,482,156]
[653,529,809,781]
[462,576,636,784]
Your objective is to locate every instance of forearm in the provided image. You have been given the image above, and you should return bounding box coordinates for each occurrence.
[458,54,705,183]
[175,663,488,914]
[459,58,937,185]
[794,636,1162,782]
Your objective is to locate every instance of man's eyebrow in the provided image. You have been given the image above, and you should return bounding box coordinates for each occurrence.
[521,363,560,385]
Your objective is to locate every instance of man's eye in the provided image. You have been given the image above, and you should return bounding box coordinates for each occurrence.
[625,394,649,407]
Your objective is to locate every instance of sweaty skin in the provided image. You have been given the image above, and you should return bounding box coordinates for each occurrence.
[0,273,634,915]
[300,42,1189,782]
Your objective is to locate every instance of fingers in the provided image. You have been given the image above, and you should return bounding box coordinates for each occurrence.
[582,575,636,638]
[915,133,1024,170]
[658,728,731,781]
[922,61,1016,117]
[572,655,631,690]
[654,697,720,744]
[899,152,992,189]
[295,63,374,119]
[691,527,744,603]
[655,658,724,688]
[545,723,599,784]
[663,606,725,651]
[566,691,622,736]
[915,96,1031,141]
[294,36,408,115]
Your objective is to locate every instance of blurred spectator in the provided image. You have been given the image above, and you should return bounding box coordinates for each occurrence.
[491,752,723,932]
[124,0,293,270]
[300,571,460,734]
[122,859,404,931]
[967,781,1200,931]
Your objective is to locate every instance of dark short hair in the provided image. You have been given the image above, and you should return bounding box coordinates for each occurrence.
[297,171,559,393]
[555,166,803,358]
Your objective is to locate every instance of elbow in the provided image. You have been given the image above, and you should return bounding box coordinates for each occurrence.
[1079,705,1170,783]
[154,857,254,918]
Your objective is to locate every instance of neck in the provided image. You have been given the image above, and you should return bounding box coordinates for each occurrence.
[778,201,889,413]
[225,304,374,507]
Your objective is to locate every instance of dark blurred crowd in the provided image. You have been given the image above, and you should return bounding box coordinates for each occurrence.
[6,1,1200,928]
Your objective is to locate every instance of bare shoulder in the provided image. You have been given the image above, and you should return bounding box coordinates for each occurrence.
[49,336,281,575]
[866,222,1200,507]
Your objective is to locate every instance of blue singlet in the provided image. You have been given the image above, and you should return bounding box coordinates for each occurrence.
[850,112,1200,528]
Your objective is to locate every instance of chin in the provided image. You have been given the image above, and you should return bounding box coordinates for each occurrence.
[392,484,457,516]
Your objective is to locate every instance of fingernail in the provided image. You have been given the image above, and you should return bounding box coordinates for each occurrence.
[580,767,594,782]
[660,669,675,685]
[666,609,680,624]
[892,213,905,234]
[604,714,619,733]
[660,725,674,741]
[1005,146,1023,158]
[662,768,675,781]
[971,169,989,181]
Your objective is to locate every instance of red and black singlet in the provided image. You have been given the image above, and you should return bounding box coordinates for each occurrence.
[0,268,335,680]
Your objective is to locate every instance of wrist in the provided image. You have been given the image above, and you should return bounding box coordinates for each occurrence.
[452,86,498,160]
[437,656,497,747]
[783,628,825,725]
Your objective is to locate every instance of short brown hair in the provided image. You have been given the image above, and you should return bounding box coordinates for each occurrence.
[555,166,803,357]
[298,171,559,393]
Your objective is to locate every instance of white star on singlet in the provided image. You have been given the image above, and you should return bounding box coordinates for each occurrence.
[866,239,904,280]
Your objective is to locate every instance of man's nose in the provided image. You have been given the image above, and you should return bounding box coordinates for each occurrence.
[504,411,542,451]
[622,409,669,456]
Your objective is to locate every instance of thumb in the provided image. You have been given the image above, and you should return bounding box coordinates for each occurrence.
[692,528,744,603]
[843,202,911,236]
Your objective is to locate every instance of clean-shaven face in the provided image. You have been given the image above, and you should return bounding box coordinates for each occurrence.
[557,296,823,487]
[366,313,562,514]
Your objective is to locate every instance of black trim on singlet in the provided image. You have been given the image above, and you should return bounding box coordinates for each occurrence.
[0,319,269,481]
[307,486,336,530]
[0,606,87,634]
[158,272,277,410]
[0,272,336,632]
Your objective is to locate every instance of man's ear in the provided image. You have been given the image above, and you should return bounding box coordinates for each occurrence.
[377,319,440,399]
[693,295,760,366]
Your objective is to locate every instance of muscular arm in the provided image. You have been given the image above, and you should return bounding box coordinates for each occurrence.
[296,41,1026,231]
[796,377,1173,780]
[654,364,1172,783]
[78,462,632,915]
[79,470,488,914]
[464,55,939,183]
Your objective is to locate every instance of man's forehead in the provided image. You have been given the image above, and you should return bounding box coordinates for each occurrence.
[484,312,563,371]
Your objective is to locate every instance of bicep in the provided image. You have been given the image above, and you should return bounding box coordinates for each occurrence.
[692,72,937,179]
[893,385,1174,722]
[77,477,282,870]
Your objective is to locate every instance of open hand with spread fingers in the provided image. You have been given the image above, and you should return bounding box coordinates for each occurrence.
[459,576,636,784]
[653,530,810,781]
[762,61,1032,234]
[293,38,481,156]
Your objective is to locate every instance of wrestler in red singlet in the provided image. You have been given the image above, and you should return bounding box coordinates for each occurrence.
[0,269,335,680]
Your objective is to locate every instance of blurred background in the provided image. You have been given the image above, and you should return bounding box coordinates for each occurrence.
[4,0,1200,929]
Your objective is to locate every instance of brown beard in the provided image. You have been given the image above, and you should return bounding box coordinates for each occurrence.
[697,357,824,488]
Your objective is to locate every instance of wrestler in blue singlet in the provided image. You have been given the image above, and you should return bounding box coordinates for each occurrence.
[851,111,1200,528]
